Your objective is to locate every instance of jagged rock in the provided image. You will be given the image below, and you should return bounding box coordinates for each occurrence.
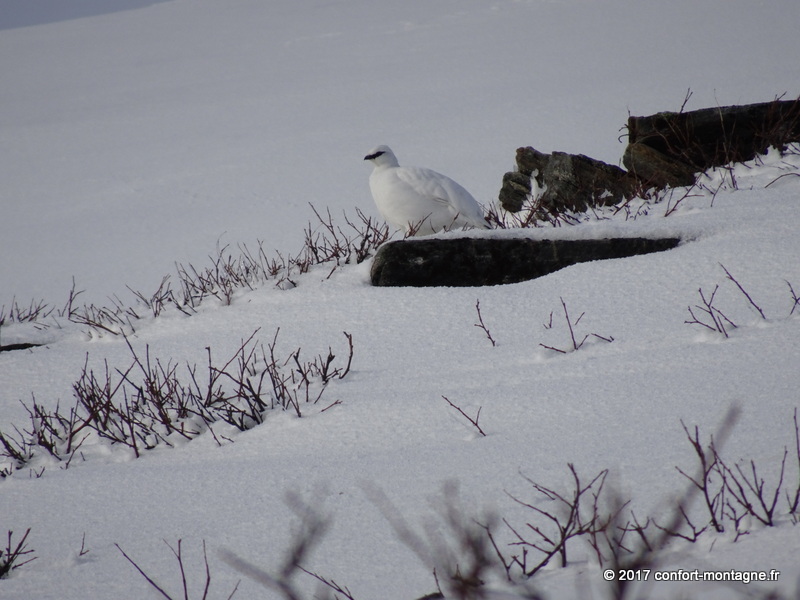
[498,147,637,216]
[624,98,800,187]
[498,170,532,213]
[500,99,800,213]
[370,236,681,287]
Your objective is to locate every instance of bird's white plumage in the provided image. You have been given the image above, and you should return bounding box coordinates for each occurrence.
[364,145,489,236]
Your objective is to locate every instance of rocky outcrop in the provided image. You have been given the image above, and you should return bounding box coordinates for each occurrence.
[499,97,800,215]
[370,237,681,287]
[499,147,638,217]
[624,98,800,187]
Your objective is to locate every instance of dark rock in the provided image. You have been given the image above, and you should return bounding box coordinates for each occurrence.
[370,236,681,287]
[501,99,800,214]
[539,151,637,213]
[624,98,800,186]
[0,342,42,353]
[622,142,697,189]
[498,170,532,213]
[515,145,549,177]
[498,147,638,216]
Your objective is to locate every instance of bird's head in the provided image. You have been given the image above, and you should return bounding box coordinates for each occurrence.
[364,145,399,168]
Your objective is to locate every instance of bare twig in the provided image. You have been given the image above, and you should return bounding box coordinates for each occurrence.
[787,280,800,316]
[116,543,174,600]
[298,566,357,600]
[652,504,709,542]
[540,297,613,353]
[78,533,90,557]
[663,186,703,217]
[338,332,354,379]
[442,396,486,437]
[684,285,736,337]
[117,539,237,600]
[720,264,766,320]
[473,300,496,347]
[679,87,694,113]
[765,172,800,188]
[715,450,788,527]
[502,465,620,577]
[0,529,37,578]
[787,408,800,519]
[675,421,726,532]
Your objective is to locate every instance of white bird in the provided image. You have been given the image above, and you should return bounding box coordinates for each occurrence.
[364,145,489,236]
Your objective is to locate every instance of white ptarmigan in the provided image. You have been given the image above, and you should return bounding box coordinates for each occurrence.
[364,145,489,236]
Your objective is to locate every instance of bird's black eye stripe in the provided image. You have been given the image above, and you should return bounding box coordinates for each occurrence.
[365,151,385,160]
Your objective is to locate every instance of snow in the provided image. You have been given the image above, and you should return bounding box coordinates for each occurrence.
[2,1,800,599]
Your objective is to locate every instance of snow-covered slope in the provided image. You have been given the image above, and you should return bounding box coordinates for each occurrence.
[3,151,800,600]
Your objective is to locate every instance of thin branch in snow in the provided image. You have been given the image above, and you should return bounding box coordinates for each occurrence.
[720,264,765,320]
[540,297,613,353]
[473,300,497,347]
[442,396,486,437]
[786,280,800,316]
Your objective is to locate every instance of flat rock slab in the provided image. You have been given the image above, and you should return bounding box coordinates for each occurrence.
[370,237,681,287]
[0,342,42,353]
